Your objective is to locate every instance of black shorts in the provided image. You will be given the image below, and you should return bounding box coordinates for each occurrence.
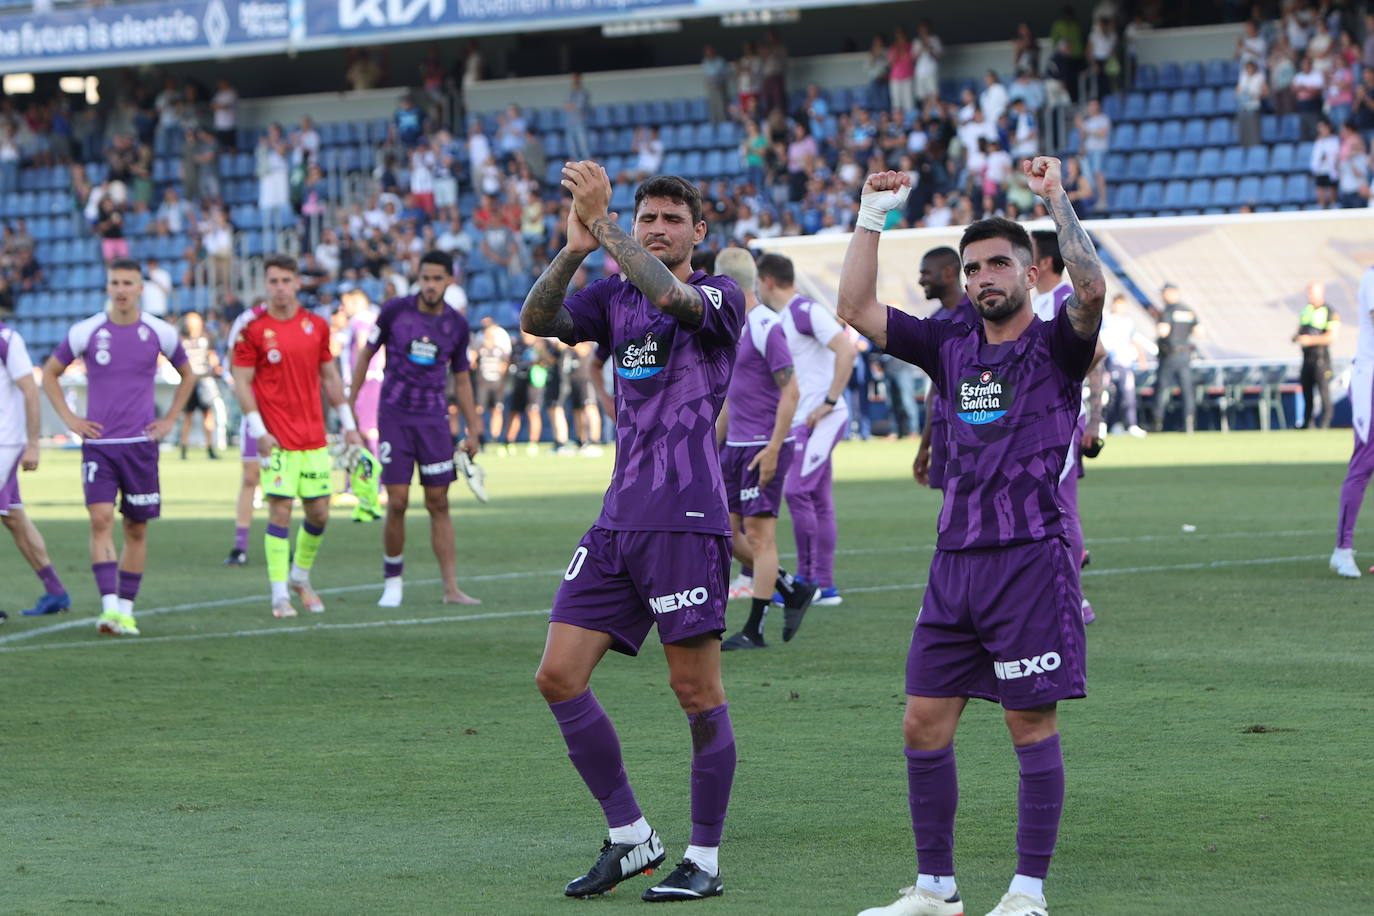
[1315,174,1336,189]
[475,379,506,413]
[183,377,220,414]
[509,378,532,413]
[565,377,595,409]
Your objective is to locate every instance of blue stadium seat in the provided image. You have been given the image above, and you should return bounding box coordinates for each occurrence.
[1104,153,1128,181]
[1278,113,1301,142]
[1158,120,1183,149]
[1213,89,1237,116]
[703,150,723,178]
[661,152,684,175]
[691,123,714,149]
[1146,91,1170,120]
[466,273,495,303]
[1125,151,1149,177]
[1203,59,1229,87]
[1181,61,1203,88]
[1260,114,1280,143]
[1135,122,1160,150]
[544,133,566,160]
[629,102,651,126]
[1171,149,1199,179]
[1205,118,1234,146]
[720,150,744,175]
[1168,90,1193,118]
[647,100,670,124]
[1214,146,1242,176]
[1101,94,1123,121]
[1241,145,1269,175]
[668,98,689,123]
[713,121,739,148]
[1270,143,1296,173]
[1120,93,1147,122]
[1211,176,1238,209]
[681,151,705,178]
[1186,179,1213,209]
[1282,174,1311,205]
[1137,181,1164,212]
[1146,151,1173,180]
[1258,174,1285,206]
[1192,88,1217,117]
[1134,63,1158,91]
[687,98,708,122]
[1161,179,1188,210]
[1158,62,1183,90]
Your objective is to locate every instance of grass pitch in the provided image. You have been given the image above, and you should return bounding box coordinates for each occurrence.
[1,431,1371,915]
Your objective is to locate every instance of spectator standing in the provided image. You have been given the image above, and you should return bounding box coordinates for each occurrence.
[760,30,789,117]
[564,73,592,162]
[1268,37,1298,115]
[203,209,234,290]
[1336,122,1369,208]
[1077,97,1110,202]
[1150,283,1199,434]
[702,45,732,124]
[142,256,173,317]
[1011,98,1041,158]
[257,125,292,225]
[1292,55,1326,138]
[1012,21,1041,75]
[888,28,916,115]
[979,71,1009,123]
[1236,19,1267,67]
[914,20,943,104]
[211,79,238,151]
[865,36,890,112]
[1236,59,1268,147]
[1049,6,1086,99]
[345,49,382,91]
[1324,56,1355,129]
[95,197,128,263]
[1086,14,1119,97]
[736,42,762,117]
[1352,68,1374,139]
[1312,117,1340,207]
[0,124,18,194]
[394,96,426,147]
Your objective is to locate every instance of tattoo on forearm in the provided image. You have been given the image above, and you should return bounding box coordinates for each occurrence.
[521,249,583,338]
[1047,191,1106,340]
[1087,365,1105,425]
[771,366,794,390]
[589,216,703,325]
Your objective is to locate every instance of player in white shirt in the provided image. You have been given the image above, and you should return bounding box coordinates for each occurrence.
[757,252,856,606]
[0,321,71,620]
[1332,266,1374,577]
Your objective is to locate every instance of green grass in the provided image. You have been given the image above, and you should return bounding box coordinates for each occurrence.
[2,432,1371,915]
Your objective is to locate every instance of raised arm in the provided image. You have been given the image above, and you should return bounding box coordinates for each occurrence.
[1026,156,1105,340]
[837,171,911,349]
[562,161,704,326]
[521,204,598,339]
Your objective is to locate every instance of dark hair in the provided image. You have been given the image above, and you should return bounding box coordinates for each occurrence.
[1029,229,1064,274]
[634,175,704,226]
[263,254,298,274]
[419,250,453,274]
[690,249,717,274]
[755,252,795,286]
[959,217,1034,267]
[920,246,961,274]
[108,258,142,275]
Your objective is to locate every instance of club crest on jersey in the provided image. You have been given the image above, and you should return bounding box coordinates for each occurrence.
[408,337,438,365]
[267,349,282,364]
[616,329,671,380]
[301,319,314,333]
[956,370,1013,424]
[138,326,149,341]
[94,349,111,365]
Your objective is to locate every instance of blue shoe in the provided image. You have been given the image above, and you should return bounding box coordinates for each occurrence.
[815,586,843,607]
[22,592,71,616]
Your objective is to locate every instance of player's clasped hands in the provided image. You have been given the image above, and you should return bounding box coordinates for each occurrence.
[562,160,617,256]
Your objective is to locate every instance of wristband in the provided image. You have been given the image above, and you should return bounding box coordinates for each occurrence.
[245,411,267,439]
[824,396,838,406]
[337,404,357,431]
[856,184,911,232]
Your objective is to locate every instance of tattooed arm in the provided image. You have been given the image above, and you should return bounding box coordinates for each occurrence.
[1026,156,1106,341]
[519,248,583,340]
[748,365,799,489]
[587,213,704,326]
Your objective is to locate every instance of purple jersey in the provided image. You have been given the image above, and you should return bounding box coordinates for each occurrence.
[561,270,745,535]
[885,304,1097,550]
[925,296,980,490]
[53,312,187,442]
[368,295,471,420]
[725,306,793,445]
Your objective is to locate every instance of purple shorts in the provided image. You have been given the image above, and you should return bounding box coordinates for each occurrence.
[239,417,259,461]
[82,440,162,521]
[0,445,23,514]
[722,441,793,518]
[551,525,731,656]
[378,414,456,488]
[907,537,1086,710]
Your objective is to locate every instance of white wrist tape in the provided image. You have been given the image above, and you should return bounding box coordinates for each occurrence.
[337,404,357,431]
[245,411,267,439]
[856,184,911,232]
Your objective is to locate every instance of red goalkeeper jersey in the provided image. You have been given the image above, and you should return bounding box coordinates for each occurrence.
[233,308,333,451]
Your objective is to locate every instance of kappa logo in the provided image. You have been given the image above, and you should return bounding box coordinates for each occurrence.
[993,652,1062,680]
[138,326,149,341]
[648,586,710,615]
[96,328,111,340]
[702,285,724,310]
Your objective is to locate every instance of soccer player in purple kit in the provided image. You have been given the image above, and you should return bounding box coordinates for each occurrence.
[224,300,267,567]
[842,158,1104,916]
[1331,263,1374,578]
[0,319,71,620]
[522,165,743,903]
[910,248,978,490]
[348,250,481,608]
[759,252,857,608]
[41,258,196,636]
[713,247,803,651]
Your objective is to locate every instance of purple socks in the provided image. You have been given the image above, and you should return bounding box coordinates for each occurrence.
[36,564,65,596]
[1014,733,1064,879]
[906,744,958,876]
[117,570,142,602]
[384,557,404,579]
[92,561,117,597]
[234,525,249,552]
[688,703,736,847]
[549,690,643,829]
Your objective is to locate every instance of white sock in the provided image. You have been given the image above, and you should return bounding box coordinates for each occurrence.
[378,576,403,607]
[683,845,718,876]
[289,563,310,584]
[1333,547,1353,558]
[271,581,289,603]
[1009,874,1044,900]
[917,874,956,897]
[101,593,119,613]
[607,816,651,845]
[117,598,134,616]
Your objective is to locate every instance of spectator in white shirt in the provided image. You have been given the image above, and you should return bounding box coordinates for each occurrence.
[1310,116,1339,208]
[211,79,238,151]
[1010,98,1040,158]
[467,118,493,174]
[618,127,665,182]
[914,19,943,103]
[1236,60,1268,147]
[297,117,320,166]
[141,257,173,316]
[979,71,1009,123]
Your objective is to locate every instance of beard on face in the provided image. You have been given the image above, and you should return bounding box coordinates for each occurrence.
[974,287,1025,322]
